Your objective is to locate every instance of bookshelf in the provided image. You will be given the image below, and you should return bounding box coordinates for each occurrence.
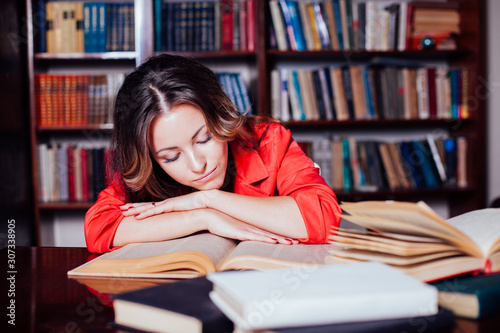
[26,0,485,245]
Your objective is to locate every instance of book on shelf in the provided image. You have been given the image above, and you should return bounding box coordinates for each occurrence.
[327,201,500,282]
[216,72,253,115]
[271,63,469,122]
[67,232,335,279]
[112,276,234,333]
[297,134,467,193]
[37,144,110,203]
[430,273,500,319]
[207,261,438,331]
[158,0,255,53]
[268,0,460,52]
[40,1,134,53]
[35,72,125,126]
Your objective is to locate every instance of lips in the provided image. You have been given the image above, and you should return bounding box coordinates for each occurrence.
[194,167,217,182]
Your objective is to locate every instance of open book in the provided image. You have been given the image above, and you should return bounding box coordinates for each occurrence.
[327,201,500,282]
[68,232,335,279]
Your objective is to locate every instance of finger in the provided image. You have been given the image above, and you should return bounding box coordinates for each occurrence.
[121,202,158,217]
[134,201,175,219]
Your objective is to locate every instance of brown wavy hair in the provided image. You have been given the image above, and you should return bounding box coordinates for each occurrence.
[111,54,269,202]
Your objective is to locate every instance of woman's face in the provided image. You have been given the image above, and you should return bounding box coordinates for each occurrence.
[150,104,229,191]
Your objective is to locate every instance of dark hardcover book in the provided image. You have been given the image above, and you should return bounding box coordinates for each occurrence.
[311,70,327,120]
[431,273,500,319]
[112,277,233,333]
[341,66,355,120]
[36,0,47,52]
[411,140,440,188]
[332,0,344,49]
[322,67,336,120]
[154,0,162,52]
[357,2,366,50]
[263,308,454,333]
[427,67,437,118]
[364,141,387,189]
[400,140,424,188]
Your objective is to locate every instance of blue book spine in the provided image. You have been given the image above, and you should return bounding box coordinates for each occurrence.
[278,0,297,51]
[165,3,174,52]
[451,69,459,119]
[363,66,374,119]
[97,3,107,52]
[342,139,352,191]
[230,74,245,114]
[400,141,424,188]
[411,140,439,188]
[36,0,47,52]
[83,3,92,52]
[154,0,162,52]
[291,71,306,120]
[332,0,344,50]
[287,1,306,51]
[236,73,252,115]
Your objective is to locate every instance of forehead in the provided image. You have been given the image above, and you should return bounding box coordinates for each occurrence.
[150,105,207,147]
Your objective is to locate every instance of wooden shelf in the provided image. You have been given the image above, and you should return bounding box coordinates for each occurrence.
[34,52,137,60]
[37,124,113,132]
[283,118,474,129]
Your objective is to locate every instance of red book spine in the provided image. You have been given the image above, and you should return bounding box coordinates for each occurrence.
[221,0,234,50]
[246,0,255,51]
[405,3,414,50]
[427,67,437,118]
[67,145,75,202]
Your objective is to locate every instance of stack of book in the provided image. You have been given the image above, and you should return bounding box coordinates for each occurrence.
[37,1,135,53]
[268,0,460,52]
[271,64,469,122]
[35,73,125,126]
[298,135,467,192]
[37,144,110,203]
[155,0,256,53]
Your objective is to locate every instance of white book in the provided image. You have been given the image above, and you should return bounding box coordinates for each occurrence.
[208,262,438,331]
[270,69,281,120]
[269,0,288,51]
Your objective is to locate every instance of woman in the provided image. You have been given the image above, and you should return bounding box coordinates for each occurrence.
[85,54,341,253]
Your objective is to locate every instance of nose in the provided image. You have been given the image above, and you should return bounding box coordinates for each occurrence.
[187,149,207,174]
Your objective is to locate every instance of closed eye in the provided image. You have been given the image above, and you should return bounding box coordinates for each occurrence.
[197,135,212,144]
[163,153,180,163]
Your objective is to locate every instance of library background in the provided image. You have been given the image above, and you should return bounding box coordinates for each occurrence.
[1,0,499,248]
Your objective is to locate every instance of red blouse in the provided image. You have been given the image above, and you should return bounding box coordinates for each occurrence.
[84,122,341,253]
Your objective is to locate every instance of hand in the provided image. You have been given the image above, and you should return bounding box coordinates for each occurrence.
[120,191,213,219]
[204,209,299,245]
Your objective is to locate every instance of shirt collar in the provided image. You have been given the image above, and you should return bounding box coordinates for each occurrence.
[229,141,269,185]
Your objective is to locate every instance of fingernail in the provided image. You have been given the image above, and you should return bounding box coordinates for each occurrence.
[271,238,278,241]
[135,214,140,218]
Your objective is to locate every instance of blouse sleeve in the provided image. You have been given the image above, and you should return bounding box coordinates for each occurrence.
[84,182,126,253]
[270,124,342,244]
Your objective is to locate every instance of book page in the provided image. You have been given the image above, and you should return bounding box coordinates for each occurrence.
[218,241,336,271]
[98,232,238,264]
[446,208,500,257]
[68,232,239,278]
[340,201,482,257]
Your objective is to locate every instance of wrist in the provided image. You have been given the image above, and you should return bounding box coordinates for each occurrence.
[201,189,220,209]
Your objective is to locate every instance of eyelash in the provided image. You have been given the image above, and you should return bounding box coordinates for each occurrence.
[162,136,211,163]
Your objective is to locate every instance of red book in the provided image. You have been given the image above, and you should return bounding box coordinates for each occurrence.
[221,0,233,50]
[427,67,437,118]
[246,0,255,51]
[67,145,75,202]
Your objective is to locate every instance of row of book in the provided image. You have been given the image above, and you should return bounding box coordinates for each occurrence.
[155,0,255,53]
[269,0,459,52]
[271,65,469,122]
[216,72,253,115]
[36,1,135,53]
[35,73,125,126]
[37,144,111,203]
[299,135,467,192]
